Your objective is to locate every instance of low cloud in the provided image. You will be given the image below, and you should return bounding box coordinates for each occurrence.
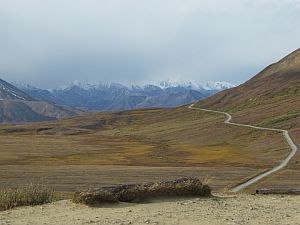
[0,0,299,88]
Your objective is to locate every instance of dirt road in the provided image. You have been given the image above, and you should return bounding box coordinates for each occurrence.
[188,103,298,192]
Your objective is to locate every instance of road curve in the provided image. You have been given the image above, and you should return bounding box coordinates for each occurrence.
[188,103,298,192]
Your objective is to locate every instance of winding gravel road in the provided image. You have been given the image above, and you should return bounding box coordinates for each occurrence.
[188,103,298,192]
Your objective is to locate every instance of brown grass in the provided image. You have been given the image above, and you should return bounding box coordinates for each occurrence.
[196,50,300,190]
[0,105,293,192]
[73,178,211,205]
[0,183,54,210]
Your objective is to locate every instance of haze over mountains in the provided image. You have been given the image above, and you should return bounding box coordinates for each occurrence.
[0,79,233,124]
[16,80,234,111]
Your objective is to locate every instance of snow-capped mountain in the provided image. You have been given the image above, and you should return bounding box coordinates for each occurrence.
[158,79,235,91]
[11,82,39,91]
[159,79,199,90]
[201,81,235,91]
[17,80,235,111]
[56,79,234,92]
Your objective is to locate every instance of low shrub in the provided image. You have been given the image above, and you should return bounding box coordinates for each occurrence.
[73,190,118,205]
[74,177,211,205]
[0,183,54,210]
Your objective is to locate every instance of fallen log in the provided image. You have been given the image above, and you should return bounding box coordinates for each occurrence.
[73,177,212,205]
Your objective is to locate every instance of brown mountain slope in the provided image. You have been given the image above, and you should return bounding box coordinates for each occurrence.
[197,48,300,189]
[197,48,300,129]
[0,78,85,123]
[0,100,53,123]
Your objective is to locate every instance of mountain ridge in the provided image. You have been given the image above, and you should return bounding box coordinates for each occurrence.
[17,80,234,111]
[0,79,83,123]
[0,79,35,101]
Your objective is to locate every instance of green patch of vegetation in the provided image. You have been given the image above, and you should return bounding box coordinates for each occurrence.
[230,100,259,113]
[230,88,300,114]
[0,183,54,211]
[259,110,300,126]
[272,87,300,98]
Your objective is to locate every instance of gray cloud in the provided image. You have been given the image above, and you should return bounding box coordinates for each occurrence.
[0,0,299,88]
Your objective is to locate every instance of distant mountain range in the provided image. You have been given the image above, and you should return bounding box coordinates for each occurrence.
[16,80,235,111]
[0,78,234,123]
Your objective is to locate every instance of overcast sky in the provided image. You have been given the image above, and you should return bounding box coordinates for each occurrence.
[0,0,299,88]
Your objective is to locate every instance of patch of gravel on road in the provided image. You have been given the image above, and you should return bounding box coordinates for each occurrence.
[0,194,300,225]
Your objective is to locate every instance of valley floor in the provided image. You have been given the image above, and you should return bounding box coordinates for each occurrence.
[0,194,299,225]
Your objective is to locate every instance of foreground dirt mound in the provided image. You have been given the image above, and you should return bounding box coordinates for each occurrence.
[73,177,211,205]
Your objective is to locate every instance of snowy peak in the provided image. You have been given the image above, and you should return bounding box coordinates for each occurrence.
[17,79,235,93]
[57,80,128,91]
[201,81,235,91]
[57,80,102,91]
[159,79,198,89]
[12,82,38,91]
[158,79,235,91]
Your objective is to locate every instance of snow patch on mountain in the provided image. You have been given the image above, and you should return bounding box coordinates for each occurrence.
[15,78,235,93]
[158,78,235,91]
[201,81,235,91]
[12,82,38,91]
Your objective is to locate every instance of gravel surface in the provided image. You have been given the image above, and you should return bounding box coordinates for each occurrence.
[1,194,300,225]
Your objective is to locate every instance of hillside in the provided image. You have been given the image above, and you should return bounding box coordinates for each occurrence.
[197,48,300,129]
[0,100,53,123]
[0,79,83,123]
[0,79,34,101]
[197,48,300,189]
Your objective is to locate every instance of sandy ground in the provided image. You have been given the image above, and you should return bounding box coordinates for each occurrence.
[0,194,299,225]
